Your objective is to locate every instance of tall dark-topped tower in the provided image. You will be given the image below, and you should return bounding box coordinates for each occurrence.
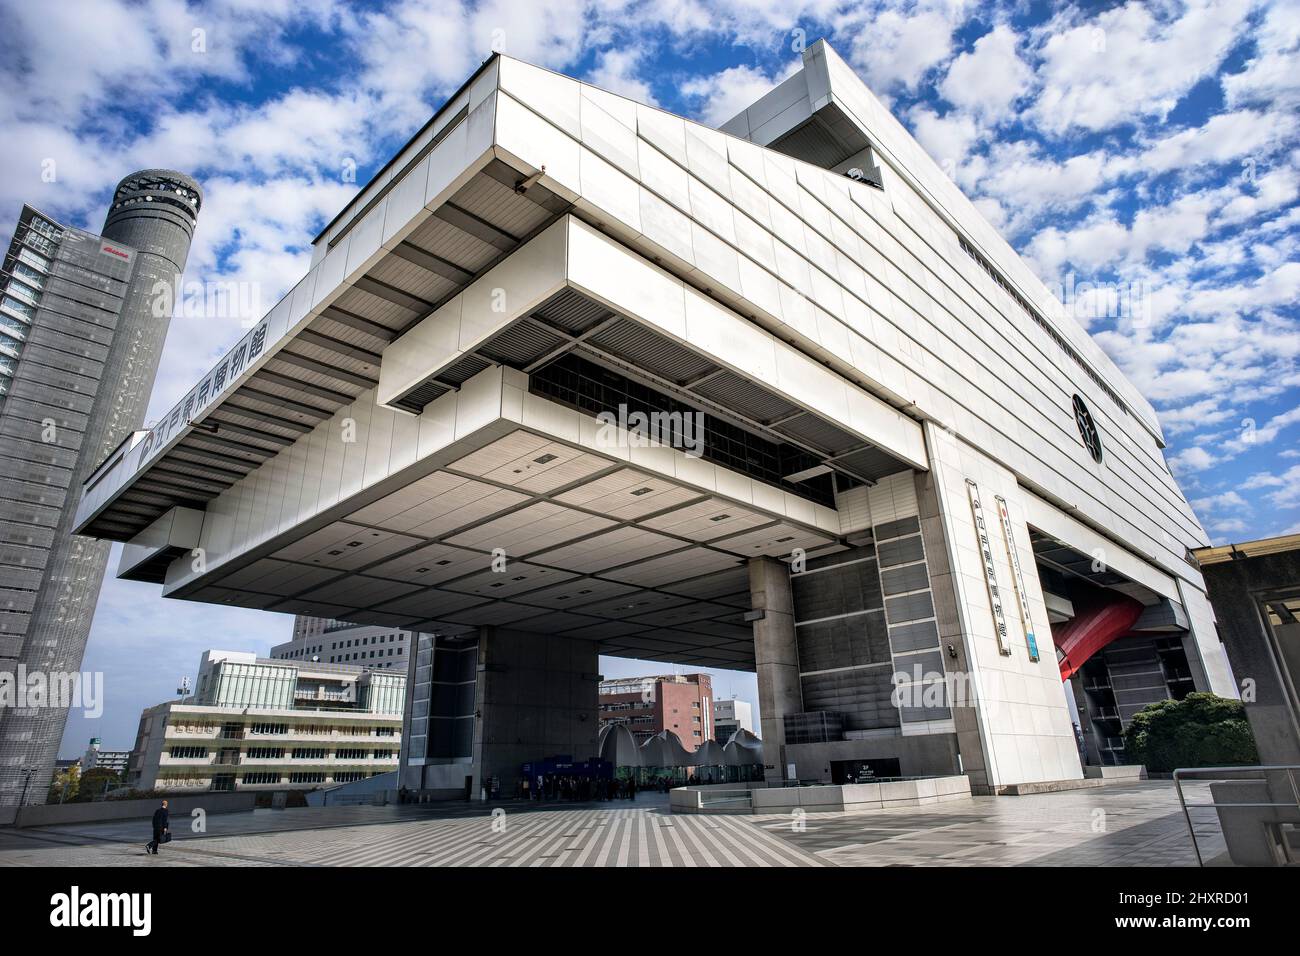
[0,170,201,817]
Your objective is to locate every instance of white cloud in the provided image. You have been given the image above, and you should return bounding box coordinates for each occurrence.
[1030,0,1255,135]
[938,24,1030,123]
[1218,404,1300,454]
[342,0,476,128]
[586,48,659,106]
[1022,175,1285,279]
[970,195,1007,231]
[1206,518,1249,538]
[1169,445,1218,473]
[1128,109,1297,176]
[1158,398,1238,435]
[1223,0,1300,108]
[1218,164,1300,226]
[681,62,798,127]
[850,5,964,93]
[910,107,978,169]
[1191,490,1249,511]
[0,0,310,122]
[1240,464,1300,508]
[977,142,1112,224]
[1025,219,1131,275]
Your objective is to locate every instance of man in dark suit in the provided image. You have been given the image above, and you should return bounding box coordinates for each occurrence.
[145,799,169,855]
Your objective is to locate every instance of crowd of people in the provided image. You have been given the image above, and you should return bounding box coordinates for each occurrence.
[518,773,681,801]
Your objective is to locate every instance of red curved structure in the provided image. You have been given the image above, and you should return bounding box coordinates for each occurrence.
[1052,593,1145,681]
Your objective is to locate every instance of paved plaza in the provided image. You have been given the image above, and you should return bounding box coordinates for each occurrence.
[0,782,1223,867]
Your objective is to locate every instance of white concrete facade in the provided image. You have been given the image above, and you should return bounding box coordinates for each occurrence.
[713,698,753,741]
[75,42,1230,792]
[129,700,402,793]
[128,650,404,793]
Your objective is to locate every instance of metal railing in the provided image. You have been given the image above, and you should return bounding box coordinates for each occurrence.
[697,789,753,808]
[1173,764,1300,866]
[321,791,386,807]
[774,774,949,788]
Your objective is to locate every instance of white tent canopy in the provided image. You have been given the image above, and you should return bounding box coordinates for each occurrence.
[598,722,642,768]
[639,729,692,767]
[722,729,763,766]
[692,739,726,767]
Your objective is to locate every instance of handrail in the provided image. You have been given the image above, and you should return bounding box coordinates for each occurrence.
[1172,764,1300,866]
[697,789,753,807]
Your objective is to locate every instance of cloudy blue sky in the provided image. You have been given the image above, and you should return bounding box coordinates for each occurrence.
[0,0,1293,754]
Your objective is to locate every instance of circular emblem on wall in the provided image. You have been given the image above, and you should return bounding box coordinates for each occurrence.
[1073,394,1103,464]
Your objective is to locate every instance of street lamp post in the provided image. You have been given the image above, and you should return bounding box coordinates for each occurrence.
[17,767,36,810]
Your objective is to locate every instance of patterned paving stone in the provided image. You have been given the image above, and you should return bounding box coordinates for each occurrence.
[0,799,823,868]
[0,781,1215,867]
[754,781,1220,866]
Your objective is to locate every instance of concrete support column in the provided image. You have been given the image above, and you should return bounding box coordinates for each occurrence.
[749,556,802,784]
[473,628,601,799]
[1200,552,1300,766]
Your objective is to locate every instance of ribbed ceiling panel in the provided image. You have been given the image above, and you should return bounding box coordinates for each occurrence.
[586,319,716,383]
[693,370,799,424]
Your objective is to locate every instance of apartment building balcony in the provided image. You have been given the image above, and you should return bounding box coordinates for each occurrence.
[276,730,400,743]
[165,723,398,742]
[280,755,398,767]
[159,753,244,768]
[163,727,223,739]
[158,754,212,766]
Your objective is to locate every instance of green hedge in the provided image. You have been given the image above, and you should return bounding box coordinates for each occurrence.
[1123,692,1258,773]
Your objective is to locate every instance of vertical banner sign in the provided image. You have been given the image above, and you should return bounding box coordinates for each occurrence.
[967,480,1012,656]
[994,495,1041,662]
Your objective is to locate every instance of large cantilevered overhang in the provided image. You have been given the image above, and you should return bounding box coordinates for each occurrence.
[76,62,550,541]
[76,48,1208,594]
[75,56,923,550]
[68,46,928,669]
[75,201,925,669]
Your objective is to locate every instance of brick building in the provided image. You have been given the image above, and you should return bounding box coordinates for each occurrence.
[599,674,713,750]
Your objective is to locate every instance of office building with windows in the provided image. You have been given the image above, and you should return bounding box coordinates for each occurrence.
[126,649,404,793]
[81,737,130,776]
[712,697,754,743]
[0,171,202,818]
[272,615,412,670]
[599,673,713,748]
[291,613,330,644]
[74,42,1231,799]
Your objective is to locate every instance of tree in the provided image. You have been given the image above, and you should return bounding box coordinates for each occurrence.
[1123,692,1258,773]
[71,767,122,802]
[47,764,80,803]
